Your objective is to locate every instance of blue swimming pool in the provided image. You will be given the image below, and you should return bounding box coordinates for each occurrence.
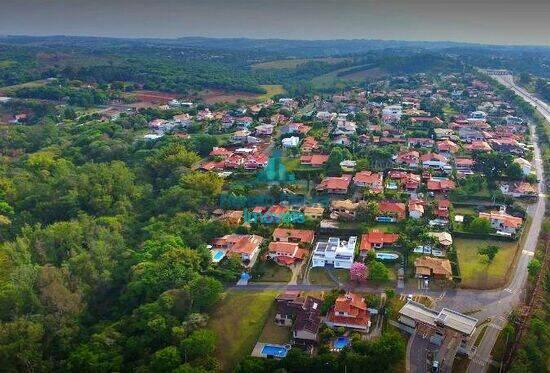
[376,252,399,260]
[210,249,226,263]
[261,344,290,358]
[333,337,350,350]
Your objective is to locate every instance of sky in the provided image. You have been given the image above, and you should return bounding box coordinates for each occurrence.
[0,0,549,46]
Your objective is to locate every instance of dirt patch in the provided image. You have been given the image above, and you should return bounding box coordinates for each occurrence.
[129,90,180,104]
[198,89,258,104]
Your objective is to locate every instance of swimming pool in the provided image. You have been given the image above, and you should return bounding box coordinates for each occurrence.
[376,252,399,260]
[333,337,350,350]
[210,249,226,263]
[261,344,290,358]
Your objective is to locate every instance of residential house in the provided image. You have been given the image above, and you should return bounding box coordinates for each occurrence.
[255,124,274,136]
[300,154,329,168]
[359,230,399,257]
[421,153,451,172]
[282,136,300,148]
[408,199,425,219]
[466,140,492,152]
[436,199,451,220]
[455,158,475,176]
[211,234,263,267]
[479,208,523,235]
[377,201,407,222]
[353,171,383,193]
[311,236,356,269]
[275,291,323,346]
[395,150,420,168]
[267,242,308,266]
[500,182,537,198]
[325,292,371,331]
[301,136,319,154]
[408,138,434,149]
[427,178,455,194]
[330,199,360,220]
[513,158,532,176]
[490,138,524,155]
[303,206,325,220]
[316,175,352,195]
[414,256,452,280]
[437,140,460,154]
[272,228,315,245]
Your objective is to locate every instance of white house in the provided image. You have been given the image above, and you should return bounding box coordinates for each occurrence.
[513,158,532,176]
[282,136,300,148]
[311,236,356,269]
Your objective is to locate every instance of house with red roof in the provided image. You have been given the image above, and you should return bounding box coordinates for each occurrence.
[272,228,315,246]
[316,175,352,194]
[436,199,451,220]
[211,234,263,267]
[466,140,492,152]
[421,153,450,171]
[479,208,523,235]
[395,150,420,168]
[437,140,460,154]
[301,154,329,168]
[359,230,399,256]
[377,201,407,221]
[353,171,383,193]
[408,138,434,148]
[267,242,308,266]
[427,178,456,193]
[325,292,371,331]
[408,199,425,219]
[301,136,319,154]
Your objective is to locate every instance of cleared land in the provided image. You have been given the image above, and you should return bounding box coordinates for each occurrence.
[254,260,292,282]
[251,57,351,70]
[309,267,349,285]
[257,304,291,344]
[311,65,386,90]
[455,238,519,289]
[257,84,286,100]
[208,290,279,371]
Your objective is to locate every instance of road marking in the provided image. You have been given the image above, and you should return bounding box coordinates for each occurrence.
[504,288,513,293]
[522,250,535,256]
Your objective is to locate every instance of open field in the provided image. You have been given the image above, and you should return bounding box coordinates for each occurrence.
[208,290,278,371]
[455,238,519,289]
[311,64,385,90]
[257,84,286,100]
[0,79,48,94]
[251,57,351,70]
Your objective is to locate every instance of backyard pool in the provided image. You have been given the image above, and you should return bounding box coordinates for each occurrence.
[261,344,290,358]
[333,337,350,350]
[376,252,399,260]
[210,249,226,263]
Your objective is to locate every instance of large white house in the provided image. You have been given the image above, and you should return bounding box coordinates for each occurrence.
[311,236,356,269]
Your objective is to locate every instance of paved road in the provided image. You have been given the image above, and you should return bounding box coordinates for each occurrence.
[465,73,547,373]
[407,333,436,373]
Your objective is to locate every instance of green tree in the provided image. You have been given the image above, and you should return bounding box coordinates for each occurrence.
[369,261,390,281]
[528,258,542,278]
[180,329,216,362]
[149,346,182,372]
[189,277,223,313]
[478,245,500,263]
[468,217,492,235]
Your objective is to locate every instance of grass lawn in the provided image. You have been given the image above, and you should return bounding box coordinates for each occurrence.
[253,260,292,283]
[453,206,477,216]
[257,84,286,100]
[208,290,279,372]
[257,304,291,344]
[455,238,519,289]
[309,267,349,285]
[365,223,399,233]
[281,157,302,173]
